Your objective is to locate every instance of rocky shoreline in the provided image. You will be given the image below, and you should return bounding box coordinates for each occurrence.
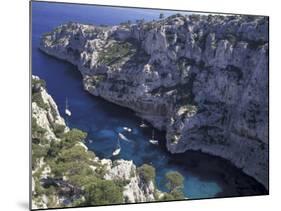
[39,14,269,189]
[31,76,167,209]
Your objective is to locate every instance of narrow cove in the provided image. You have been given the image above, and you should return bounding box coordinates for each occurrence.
[31,2,267,199]
[33,50,267,199]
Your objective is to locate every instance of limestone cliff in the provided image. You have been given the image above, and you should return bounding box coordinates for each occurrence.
[31,76,160,209]
[39,14,269,189]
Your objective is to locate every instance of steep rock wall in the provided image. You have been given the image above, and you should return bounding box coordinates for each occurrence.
[39,14,269,189]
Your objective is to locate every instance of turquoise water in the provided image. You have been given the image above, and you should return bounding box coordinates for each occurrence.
[31,1,267,199]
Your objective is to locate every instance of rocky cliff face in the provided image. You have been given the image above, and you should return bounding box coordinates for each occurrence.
[31,76,159,209]
[104,159,156,203]
[39,14,269,189]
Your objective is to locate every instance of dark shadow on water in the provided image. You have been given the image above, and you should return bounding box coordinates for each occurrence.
[169,150,268,198]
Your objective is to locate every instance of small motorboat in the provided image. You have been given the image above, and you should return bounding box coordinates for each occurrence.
[112,147,121,156]
[112,137,121,156]
[149,140,158,145]
[123,127,132,132]
[65,98,72,116]
[140,119,148,128]
[88,140,93,144]
[149,129,158,145]
[118,132,131,142]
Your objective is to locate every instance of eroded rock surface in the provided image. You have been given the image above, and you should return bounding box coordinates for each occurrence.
[31,76,159,209]
[40,14,269,189]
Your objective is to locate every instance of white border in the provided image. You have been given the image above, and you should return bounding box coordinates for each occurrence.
[0,0,279,210]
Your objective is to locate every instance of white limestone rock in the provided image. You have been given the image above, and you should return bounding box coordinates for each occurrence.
[104,159,156,202]
[39,14,269,189]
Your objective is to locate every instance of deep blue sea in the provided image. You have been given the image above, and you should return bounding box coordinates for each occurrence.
[31,1,266,199]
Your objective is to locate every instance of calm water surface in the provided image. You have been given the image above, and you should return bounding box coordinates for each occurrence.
[31,2,267,199]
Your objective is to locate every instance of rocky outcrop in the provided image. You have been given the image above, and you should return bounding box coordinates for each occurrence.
[32,76,68,141]
[39,14,269,189]
[104,159,156,203]
[31,76,159,209]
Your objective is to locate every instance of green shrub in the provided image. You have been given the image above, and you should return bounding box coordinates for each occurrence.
[159,171,185,201]
[98,41,136,65]
[84,179,123,205]
[32,143,48,169]
[72,197,86,207]
[91,74,106,87]
[34,178,45,196]
[170,188,185,199]
[159,190,184,201]
[62,128,87,142]
[61,128,87,148]
[50,158,87,179]
[137,164,156,183]
[32,117,46,139]
[50,144,94,180]
[47,141,62,158]
[32,78,46,89]
[58,145,92,163]
[53,123,65,137]
[165,171,184,192]
[32,77,48,109]
[94,165,107,178]
[67,169,96,187]
[32,92,49,110]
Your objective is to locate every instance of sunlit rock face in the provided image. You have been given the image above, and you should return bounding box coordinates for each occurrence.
[40,14,269,189]
[31,76,158,209]
[104,159,156,203]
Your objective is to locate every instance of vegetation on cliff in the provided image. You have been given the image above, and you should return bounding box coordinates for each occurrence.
[32,77,186,209]
[32,77,124,208]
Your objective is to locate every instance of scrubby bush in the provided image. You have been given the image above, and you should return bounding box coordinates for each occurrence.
[53,123,65,138]
[160,190,184,201]
[31,78,49,110]
[50,144,93,177]
[47,141,62,158]
[32,92,49,110]
[92,74,106,87]
[137,164,156,183]
[61,128,87,148]
[32,78,46,88]
[158,171,185,201]
[32,78,46,94]
[98,41,136,65]
[84,179,123,205]
[58,145,92,163]
[32,143,48,169]
[32,117,46,139]
[165,171,184,191]
[170,188,185,199]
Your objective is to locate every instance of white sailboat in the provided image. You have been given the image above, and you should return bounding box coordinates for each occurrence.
[149,129,158,145]
[140,119,148,128]
[112,136,121,156]
[65,98,72,116]
[123,127,132,132]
